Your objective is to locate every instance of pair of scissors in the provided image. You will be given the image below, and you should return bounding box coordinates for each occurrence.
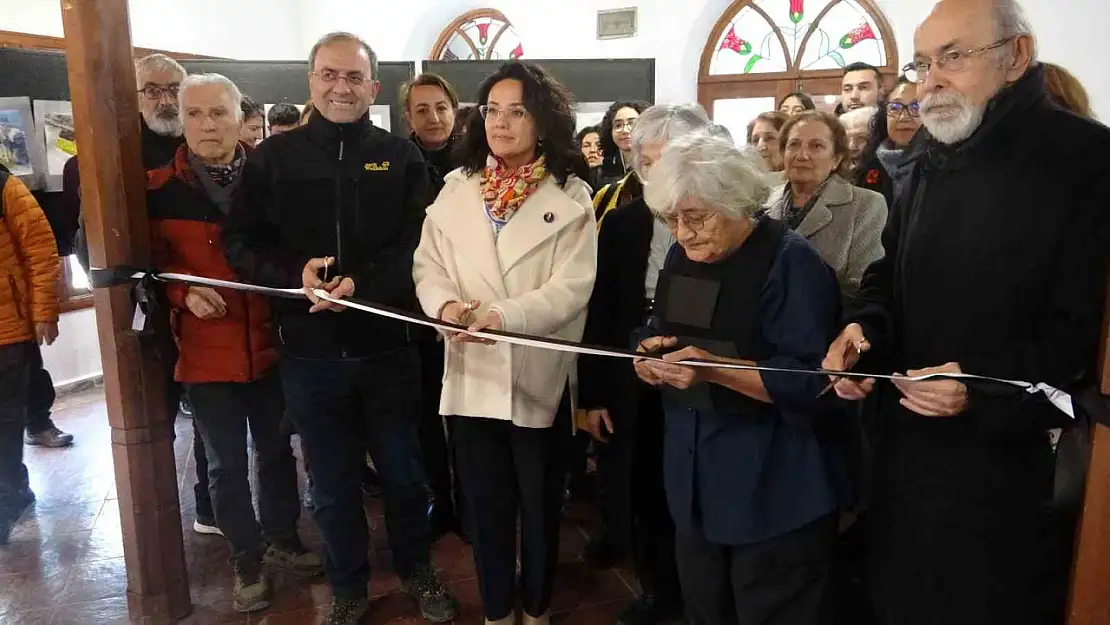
[817,342,861,398]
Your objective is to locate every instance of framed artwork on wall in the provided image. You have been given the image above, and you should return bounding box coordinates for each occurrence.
[0,97,45,190]
[32,100,75,192]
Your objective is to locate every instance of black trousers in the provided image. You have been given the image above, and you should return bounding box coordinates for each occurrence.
[280,348,430,600]
[25,343,57,435]
[453,394,570,620]
[0,341,33,520]
[417,337,460,518]
[187,374,301,568]
[676,514,837,625]
[629,385,681,603]
[595,381,681,602]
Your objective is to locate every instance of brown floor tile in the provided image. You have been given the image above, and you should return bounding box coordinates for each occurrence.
[0,609,56,625]
[50,595,130,624]
[58,556,127,604]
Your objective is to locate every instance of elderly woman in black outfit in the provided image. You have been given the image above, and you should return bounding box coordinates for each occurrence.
[579,103,712,625]
[634,133,845,625]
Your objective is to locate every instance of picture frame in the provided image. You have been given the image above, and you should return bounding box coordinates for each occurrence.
[32,99,75,192]
[0,97,46,190]
[597,8,637,41]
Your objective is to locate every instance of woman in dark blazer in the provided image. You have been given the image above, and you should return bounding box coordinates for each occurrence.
[578,103,711,625]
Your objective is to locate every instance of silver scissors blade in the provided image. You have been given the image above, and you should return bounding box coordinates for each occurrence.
[817,342,861,397]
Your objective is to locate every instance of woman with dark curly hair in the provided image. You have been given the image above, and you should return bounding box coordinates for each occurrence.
[596,99,650,190]
[414,61,596,625]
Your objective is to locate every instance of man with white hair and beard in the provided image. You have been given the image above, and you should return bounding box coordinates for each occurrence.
[822,1,1110,624]
[72,54,220,537]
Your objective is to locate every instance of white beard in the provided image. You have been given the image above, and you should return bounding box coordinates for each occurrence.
[921,91,985,145]
[145,113,183,138]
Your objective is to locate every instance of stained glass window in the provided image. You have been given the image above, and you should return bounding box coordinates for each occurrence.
[432,10,525,61]
[708,0,887,75]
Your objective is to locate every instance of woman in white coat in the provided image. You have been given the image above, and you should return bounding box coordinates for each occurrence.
[412,61,597,625]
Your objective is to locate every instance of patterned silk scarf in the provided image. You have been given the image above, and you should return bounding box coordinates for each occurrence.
[480,154,548,232]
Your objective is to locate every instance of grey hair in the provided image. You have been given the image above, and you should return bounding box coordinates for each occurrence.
[134,53,186,84]
[993,0,1037,62]
[629,103,711,179]
[839,106,877,132]
[310,32,379,80]
[178,74,244,121]
[707,123,734,144]
[643,132,770,221]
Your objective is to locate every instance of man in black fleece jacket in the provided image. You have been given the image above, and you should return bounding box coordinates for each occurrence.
[223,32,457,625]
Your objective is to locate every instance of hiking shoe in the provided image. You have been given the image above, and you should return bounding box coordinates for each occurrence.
[401,564,458,623]
[324,597,369,625]
[264,538,323,577]
[25,427,74,447]
[193,517,223,537]
[232,561,271,613]
[0,492,35,545]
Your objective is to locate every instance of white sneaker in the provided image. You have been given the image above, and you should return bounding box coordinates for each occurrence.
[193,518,224,537]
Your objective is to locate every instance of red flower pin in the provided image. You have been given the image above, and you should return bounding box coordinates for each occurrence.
[865,169,881,185]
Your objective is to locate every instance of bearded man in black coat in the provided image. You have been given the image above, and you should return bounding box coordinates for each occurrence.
[823,1,1110,624]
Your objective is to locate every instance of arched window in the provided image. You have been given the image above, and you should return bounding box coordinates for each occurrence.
[698,0,898,141]
[430,9,524,61]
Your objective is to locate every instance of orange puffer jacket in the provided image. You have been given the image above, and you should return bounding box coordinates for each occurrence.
[0,171,60,347]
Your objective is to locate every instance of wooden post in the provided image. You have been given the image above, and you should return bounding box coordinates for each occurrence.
[60,0,191,621]
[1067,273,1110,625]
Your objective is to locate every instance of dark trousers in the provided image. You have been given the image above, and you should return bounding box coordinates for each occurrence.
[453,394,570,620]
[629,385,681,603]
[0,341,33,520]
[25,343,57,435]
[155,329,212,519]
[187,374,301,568]
[280,348,430,600]
[676,514,837,625]
[595,381,681,602]
[417,337,459,517]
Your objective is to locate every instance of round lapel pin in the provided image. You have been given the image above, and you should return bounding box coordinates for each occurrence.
[543,212,555,223]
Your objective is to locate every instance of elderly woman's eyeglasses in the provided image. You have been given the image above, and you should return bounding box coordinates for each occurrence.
[661,211,715,231]
[901,36,1016,83]
[479,105,528,122]
[886,101,921,118]
[311,71,368,87]
[138,84,180,100]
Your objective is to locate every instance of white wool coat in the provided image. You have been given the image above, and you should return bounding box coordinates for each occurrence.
[413,169,597,428]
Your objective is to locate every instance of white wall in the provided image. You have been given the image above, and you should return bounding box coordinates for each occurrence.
[296,0,1108,119]
[0,0,303,59]
[39,308,102,389]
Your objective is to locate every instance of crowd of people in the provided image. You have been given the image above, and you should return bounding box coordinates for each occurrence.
[0,1,1107,625]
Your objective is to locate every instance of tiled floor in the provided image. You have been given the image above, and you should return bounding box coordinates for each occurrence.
[0,387,641,624]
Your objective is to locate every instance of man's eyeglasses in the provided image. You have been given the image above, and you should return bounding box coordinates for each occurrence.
[661,211,716,231]
[311,71,368,87]
[886,101,921,118]
[902,36,1016,83]
[614,120,636,133]
[479,105,528,122]
[138,84,180,100]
